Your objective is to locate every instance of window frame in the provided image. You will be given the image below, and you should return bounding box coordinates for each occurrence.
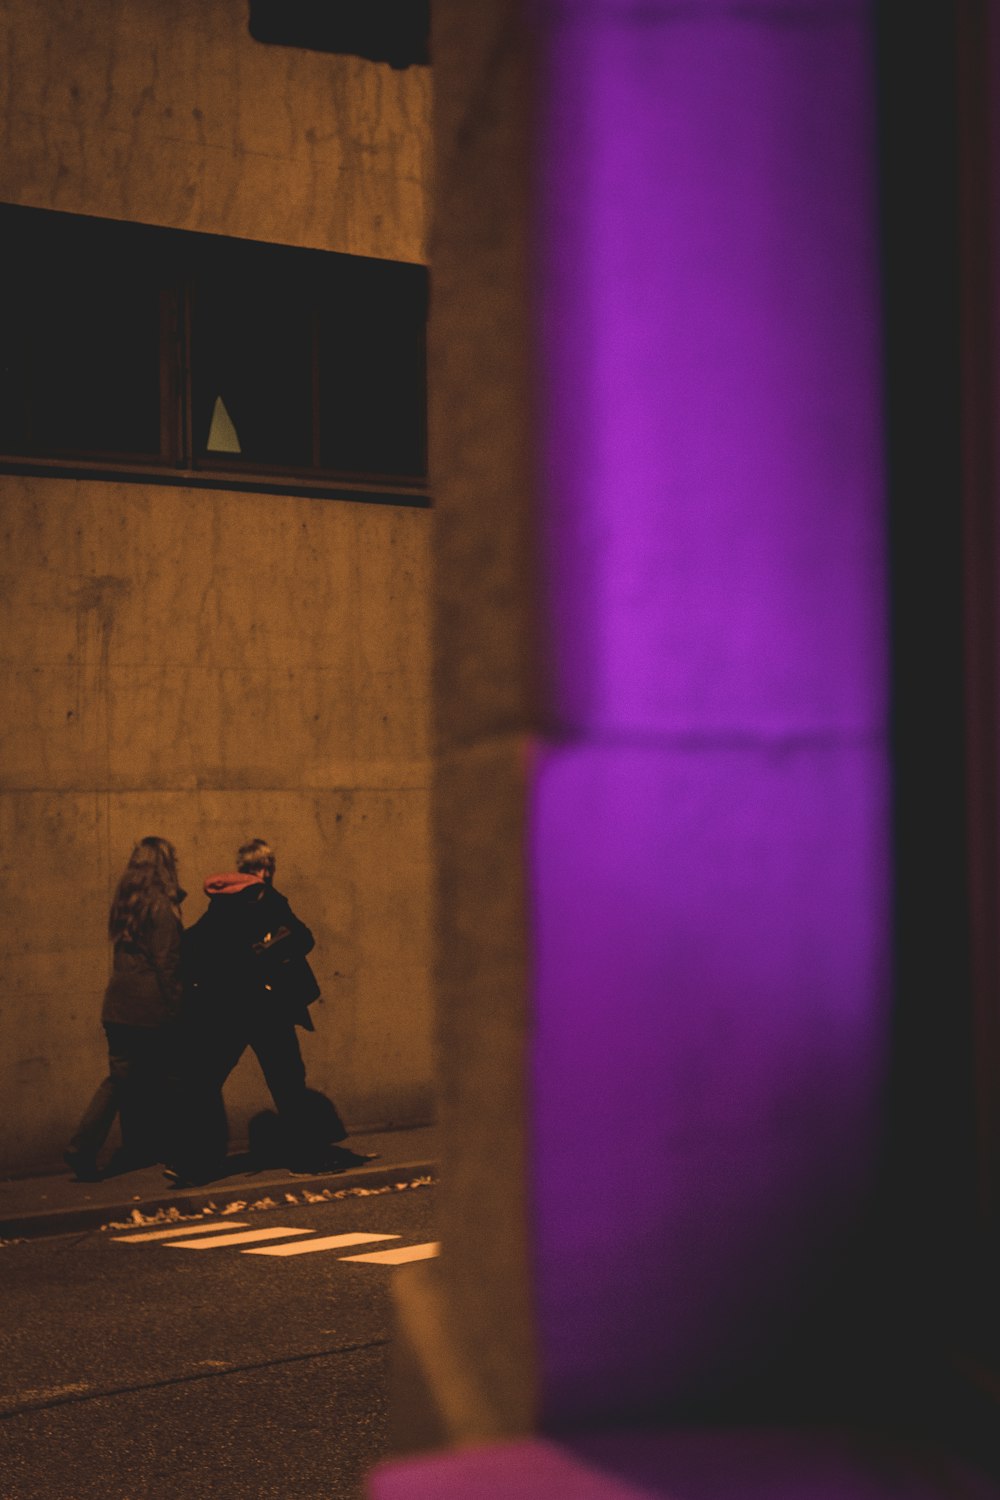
[0,205,430,507]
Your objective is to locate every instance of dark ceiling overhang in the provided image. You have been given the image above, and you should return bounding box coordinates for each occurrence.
[248,0,429,69]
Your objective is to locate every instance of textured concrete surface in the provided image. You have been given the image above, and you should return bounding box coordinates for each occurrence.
[0,0,431,261]
[0,1,434,1173]
[0,478,434,1169]
[391,0,538,1451]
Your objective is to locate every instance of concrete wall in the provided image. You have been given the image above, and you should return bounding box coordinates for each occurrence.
[0,0,434,1173]
[0,0,428,258]
[384,0,899,1468]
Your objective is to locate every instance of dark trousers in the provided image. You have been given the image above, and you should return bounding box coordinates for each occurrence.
[217,1009,310,1136]
[69,1022,175,1166]
[172,1005,311,1176]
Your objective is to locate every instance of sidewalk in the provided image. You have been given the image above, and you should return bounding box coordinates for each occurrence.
[0,1122,439,1242]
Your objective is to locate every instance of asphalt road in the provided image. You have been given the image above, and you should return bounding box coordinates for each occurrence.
[0,1182,437,1499]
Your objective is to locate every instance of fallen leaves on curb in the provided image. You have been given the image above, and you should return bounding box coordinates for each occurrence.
[100,1173,436,1232]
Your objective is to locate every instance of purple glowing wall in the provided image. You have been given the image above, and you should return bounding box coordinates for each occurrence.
[529,0,891,1422]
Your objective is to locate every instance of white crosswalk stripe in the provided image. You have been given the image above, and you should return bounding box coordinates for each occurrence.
[112,1220,436,1265]
[243,1232,399,1258]
[165,1226,314,1249]
[113,1222,251,1243]
[340,1242,440,1265]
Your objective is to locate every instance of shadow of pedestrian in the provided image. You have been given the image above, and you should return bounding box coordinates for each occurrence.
[246,1088,369,1174]
[165,1089,373,1186]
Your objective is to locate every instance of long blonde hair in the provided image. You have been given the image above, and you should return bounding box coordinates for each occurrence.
[108,837,180,944]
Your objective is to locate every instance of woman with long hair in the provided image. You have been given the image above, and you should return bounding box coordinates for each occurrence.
[64,836,185,1179]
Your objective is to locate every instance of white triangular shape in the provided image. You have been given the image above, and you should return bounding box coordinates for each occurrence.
[207,395,241,453]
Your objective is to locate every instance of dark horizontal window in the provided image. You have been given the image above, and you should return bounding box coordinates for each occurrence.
[0,204,428,495]
[248,0,430,69]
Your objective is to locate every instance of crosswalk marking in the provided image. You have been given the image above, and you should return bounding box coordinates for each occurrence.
[113,1222,251,1243]
[242,1232,400,1258]
[340,1242,440,1265]
[110,1220,437,1266]
[166,1227,314,1250]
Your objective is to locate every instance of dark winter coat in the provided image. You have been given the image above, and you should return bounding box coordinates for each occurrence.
[101,894,184,1028]
[184,874,320,1030]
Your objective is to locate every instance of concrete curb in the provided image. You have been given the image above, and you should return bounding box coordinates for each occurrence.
[0,1158,438,1242]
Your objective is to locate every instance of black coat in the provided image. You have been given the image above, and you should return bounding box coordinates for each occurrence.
[184,881,320,1030]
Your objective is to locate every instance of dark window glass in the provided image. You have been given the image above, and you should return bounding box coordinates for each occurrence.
[190,243,314,470]
[0,206,428,488]
[29,263,162,458]
[0,211,163,459]
[0,274,31,453]
[318,258,427,479]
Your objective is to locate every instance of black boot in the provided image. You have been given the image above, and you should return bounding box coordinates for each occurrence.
[63,1148,101,1182]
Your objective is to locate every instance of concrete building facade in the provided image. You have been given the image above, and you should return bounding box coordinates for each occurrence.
[0,0,435,1174]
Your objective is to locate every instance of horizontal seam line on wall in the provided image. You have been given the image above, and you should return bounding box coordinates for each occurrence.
[439,729,886,755]
[0,462,432,508]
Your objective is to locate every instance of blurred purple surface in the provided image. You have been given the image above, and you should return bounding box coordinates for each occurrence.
[529,0,892,1423]
[376,3,1000,1495]
[372,1432,998,1499]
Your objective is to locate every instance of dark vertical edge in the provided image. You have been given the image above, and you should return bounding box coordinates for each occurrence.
[310,313,322,470]
[955,0,1000,1408]
[179,275,195,467]
[875,0,999,1452]
[416,270,430,483]
[956,0,1000,1235]
[159,286,181,464]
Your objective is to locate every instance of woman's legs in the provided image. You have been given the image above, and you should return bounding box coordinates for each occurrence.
[65,1072,120,1174]
[67,1024,173,1176]
[111,1023,173,1166]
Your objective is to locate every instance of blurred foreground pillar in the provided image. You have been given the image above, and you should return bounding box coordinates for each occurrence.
[373,0,997,1494]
